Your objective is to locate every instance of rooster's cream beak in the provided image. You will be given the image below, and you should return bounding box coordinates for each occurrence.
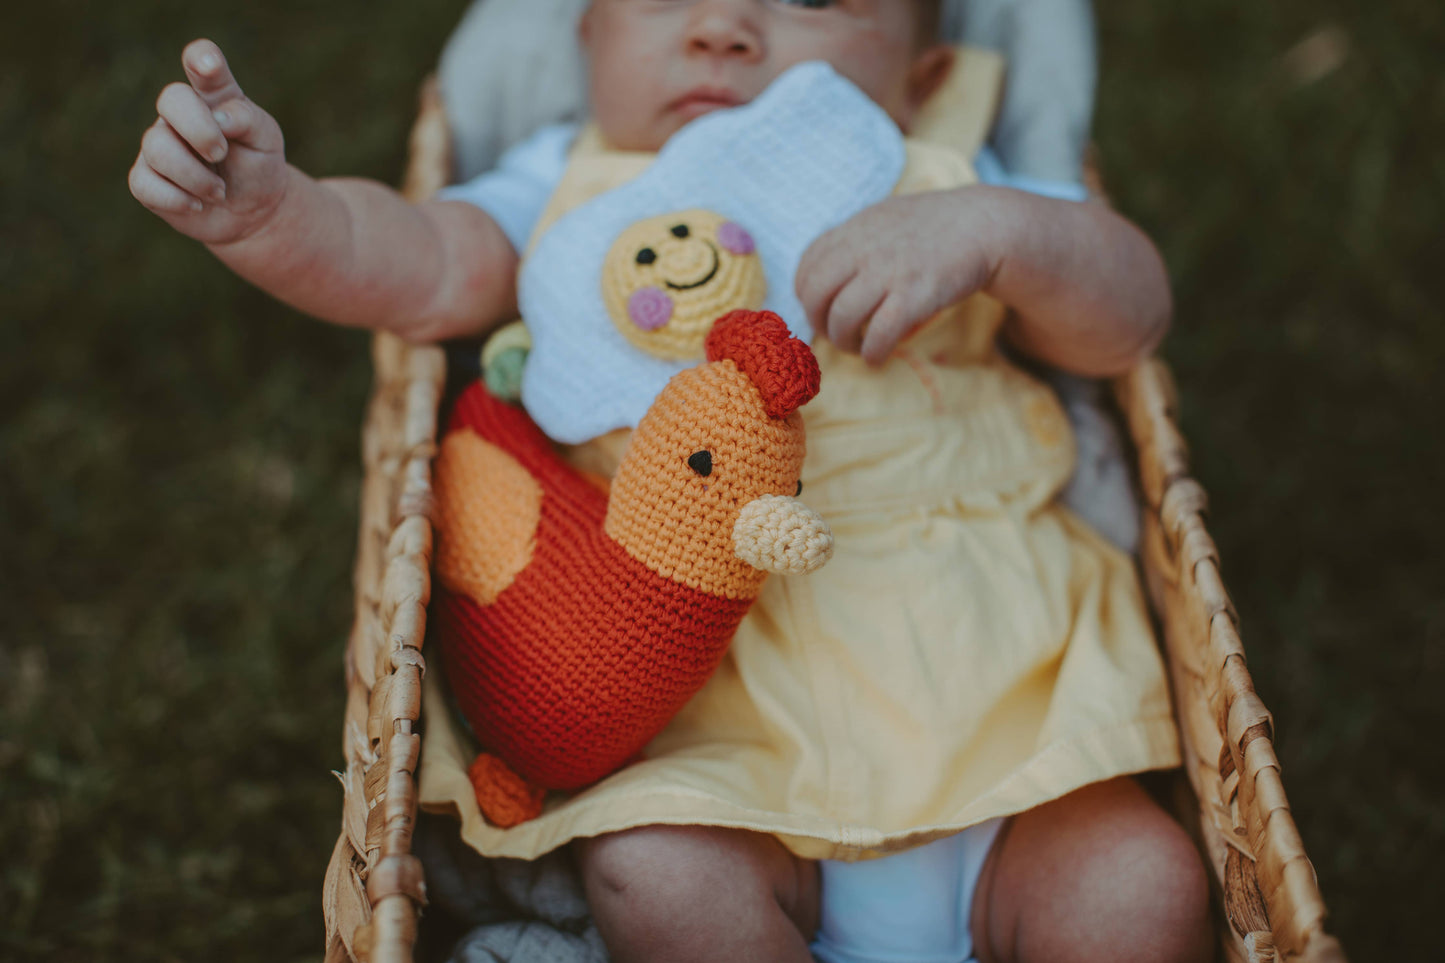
[733,494,833,576]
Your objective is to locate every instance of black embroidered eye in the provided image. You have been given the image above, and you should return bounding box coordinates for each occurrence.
[670,224,690,238]
[687,451,712,476]
[636,247,657,265]
[796,481,803,497]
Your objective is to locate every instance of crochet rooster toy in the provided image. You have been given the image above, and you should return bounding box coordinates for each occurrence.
[431,310,833,827]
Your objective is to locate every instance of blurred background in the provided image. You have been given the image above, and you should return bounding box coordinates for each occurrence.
[2,0,1441,959]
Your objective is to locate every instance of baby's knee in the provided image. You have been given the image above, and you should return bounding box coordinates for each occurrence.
[578,824,817,960]
[581,825,721,915]
[990,780,1215,963]
[1094,815,1213,963]
[1057,815,1213,960]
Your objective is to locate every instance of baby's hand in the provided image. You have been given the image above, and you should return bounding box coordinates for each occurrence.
[129,40,287,246]
[796,191,998,365]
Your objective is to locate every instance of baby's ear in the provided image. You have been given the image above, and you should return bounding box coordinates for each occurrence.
[906,45,956,117]
[577,4,595,49]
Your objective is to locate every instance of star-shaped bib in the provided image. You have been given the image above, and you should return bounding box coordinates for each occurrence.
[518,62,905,444]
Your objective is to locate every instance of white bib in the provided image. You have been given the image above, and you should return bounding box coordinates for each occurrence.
[518,62,905,445]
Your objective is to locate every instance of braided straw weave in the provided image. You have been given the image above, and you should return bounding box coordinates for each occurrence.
[322,79,1347,962]
[1116,362,1346,963]
[321,79,448,963]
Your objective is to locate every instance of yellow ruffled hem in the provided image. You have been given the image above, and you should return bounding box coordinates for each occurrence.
[418,668,1180,862]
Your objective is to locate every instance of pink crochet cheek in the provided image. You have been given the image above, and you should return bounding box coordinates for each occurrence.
[717,222,756,256]
[627,287,674,331]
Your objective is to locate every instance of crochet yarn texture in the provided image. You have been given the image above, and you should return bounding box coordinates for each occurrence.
[431,310,832,827]
[601,209,768,361]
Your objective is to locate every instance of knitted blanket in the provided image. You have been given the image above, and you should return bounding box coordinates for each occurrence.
[414,814,607,963]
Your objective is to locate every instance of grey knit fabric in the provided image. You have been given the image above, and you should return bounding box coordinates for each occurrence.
[413,813,607,962]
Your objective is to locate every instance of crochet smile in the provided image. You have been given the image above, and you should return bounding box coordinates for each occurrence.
[663,242,721,291]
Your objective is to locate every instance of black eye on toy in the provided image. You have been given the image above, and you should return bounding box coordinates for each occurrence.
[671,224,690,239]
[636,247,657,265]
[796,481,803,497]
[687,451,713,476]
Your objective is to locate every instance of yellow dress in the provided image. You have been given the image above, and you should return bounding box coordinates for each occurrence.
[419,52,1180,863]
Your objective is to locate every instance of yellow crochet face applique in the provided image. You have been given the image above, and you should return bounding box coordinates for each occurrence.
[601,210,767,361]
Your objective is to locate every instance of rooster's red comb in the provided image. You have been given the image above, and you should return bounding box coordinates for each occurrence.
[704,310,821,419]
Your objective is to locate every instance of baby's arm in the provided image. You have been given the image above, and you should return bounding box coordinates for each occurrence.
[128,40,518,342]
[796,187,1171,375]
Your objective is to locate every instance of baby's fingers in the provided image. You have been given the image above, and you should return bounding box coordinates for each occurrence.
[140,119,227,201]
[824,274,887,356]
[129,155,203,215]
[181,39,246,111]
[859,293,915,366]
[156,83,228,163]
[795,234,856,339]
[209,98,282,154]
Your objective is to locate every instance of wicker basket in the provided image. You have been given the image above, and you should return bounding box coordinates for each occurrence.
[321,80,1347,963]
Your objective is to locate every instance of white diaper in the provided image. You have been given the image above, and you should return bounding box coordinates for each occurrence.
[811,819,1005,963]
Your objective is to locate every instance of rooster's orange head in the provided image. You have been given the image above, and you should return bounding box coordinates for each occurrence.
[603,310,832,600]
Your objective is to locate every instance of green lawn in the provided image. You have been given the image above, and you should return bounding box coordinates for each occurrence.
[2,1,1441,960]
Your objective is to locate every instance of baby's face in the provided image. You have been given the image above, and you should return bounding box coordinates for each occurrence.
[581,0,933,151]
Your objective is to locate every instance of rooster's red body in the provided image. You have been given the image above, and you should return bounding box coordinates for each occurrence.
[430,311,831,826]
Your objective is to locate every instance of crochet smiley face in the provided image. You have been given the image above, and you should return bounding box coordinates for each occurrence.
[602,210,767,361]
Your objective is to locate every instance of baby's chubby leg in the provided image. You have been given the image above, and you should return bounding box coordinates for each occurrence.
[971,777,1214,963]
[577,825,819,963]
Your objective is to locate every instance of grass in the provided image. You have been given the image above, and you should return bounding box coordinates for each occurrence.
[2,0,1441,959]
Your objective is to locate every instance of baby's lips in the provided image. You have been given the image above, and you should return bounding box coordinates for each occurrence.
[732,494,833,576]
[628,287,674,331]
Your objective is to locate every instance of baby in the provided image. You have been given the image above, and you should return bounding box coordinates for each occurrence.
[130,2,1212,961]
